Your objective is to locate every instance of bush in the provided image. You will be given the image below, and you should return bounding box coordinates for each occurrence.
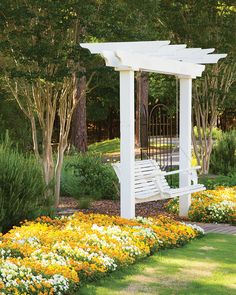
[193,126,222,140]
[210,130,236,175]
[199,173,236,189]
[0,139,53,233]
[61,153,119,204]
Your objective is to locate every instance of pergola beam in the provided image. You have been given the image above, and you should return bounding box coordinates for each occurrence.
[81,41,227,69]
[81,41,170,53]
[114,50,205,77]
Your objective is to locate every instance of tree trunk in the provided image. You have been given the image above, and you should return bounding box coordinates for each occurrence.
[54,139,66,207]
[108,108,114,139]
[42,129,55,199]
[136,72,149,148]
[71,75,88,152]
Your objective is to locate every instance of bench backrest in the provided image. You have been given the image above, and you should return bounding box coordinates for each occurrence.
[113,159,170,198]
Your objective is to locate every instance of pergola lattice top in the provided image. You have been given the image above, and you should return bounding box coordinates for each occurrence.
[81,41,227,78]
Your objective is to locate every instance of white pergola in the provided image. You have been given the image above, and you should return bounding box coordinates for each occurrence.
[81,41,226,219]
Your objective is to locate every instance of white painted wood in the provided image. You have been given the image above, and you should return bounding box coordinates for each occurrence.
[182,54,227,64]
[179,78,192,217]
[144,44,187,55]
[152,48,214,58]
[107,50,205,78]
[112,159,205,204]
[81,41,227,73]
[81,40,226,219]
[119,70,135,219]
[81,41,170,53]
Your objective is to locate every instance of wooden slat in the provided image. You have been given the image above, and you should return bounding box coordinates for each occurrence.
[112,159,205,203]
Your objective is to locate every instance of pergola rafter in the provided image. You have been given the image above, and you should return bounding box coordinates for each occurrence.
[81,41,226,77]
[81,41,226,219]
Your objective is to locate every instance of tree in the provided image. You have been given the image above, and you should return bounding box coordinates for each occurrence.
[71,75,88,152]
[135,72,149,148]
[192,63,236,174]
[0,0,93,205]
[84,0,165,143]
[159,0,236,173]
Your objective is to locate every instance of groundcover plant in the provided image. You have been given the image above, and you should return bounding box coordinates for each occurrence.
[0,213,204,294]
[166,186,236,224]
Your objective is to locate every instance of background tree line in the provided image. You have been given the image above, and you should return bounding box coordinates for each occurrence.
[0,0,235,206]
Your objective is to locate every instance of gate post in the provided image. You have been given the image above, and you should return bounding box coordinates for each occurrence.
[119,70,135,219]
[179,77,192,217]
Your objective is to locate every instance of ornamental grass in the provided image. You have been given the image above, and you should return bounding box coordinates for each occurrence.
[166,186,236,224]
[0,213,203,294]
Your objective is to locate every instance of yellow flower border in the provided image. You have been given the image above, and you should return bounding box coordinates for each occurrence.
[0,213,204,294]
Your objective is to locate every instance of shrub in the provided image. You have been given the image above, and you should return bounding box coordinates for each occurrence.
[199,173,236,189]
[210,130,236,175]
[61,153,119,203]
[193,126,222,140]
[0,139,53,232]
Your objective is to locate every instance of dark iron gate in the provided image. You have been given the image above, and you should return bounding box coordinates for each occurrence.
[140,103,176,172]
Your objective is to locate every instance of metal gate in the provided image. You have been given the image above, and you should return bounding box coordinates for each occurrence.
[140,103,148,159]
[141,103,176,171]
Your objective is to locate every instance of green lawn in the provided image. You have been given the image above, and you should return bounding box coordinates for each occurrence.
[78,234,236,295]
[88,138,120,154]
[88,138,174,155]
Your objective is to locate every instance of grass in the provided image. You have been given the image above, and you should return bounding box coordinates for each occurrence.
[78,234,236,295]
[88,138,120,154]
[88,138,175,155]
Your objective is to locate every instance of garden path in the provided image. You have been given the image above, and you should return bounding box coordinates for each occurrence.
[189,222,236,235]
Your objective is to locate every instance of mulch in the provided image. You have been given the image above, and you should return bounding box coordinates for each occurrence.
[57,197,182,220]
[58,197,236,235]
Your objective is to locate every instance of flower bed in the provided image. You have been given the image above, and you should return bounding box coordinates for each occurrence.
[166,186,236,224]
[0,213,203,294]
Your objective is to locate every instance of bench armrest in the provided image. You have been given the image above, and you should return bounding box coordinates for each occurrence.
[164,166,201,176]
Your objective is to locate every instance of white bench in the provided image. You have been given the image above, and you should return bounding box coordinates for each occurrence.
[112,159,205,203]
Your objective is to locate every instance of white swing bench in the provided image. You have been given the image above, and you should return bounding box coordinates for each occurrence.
[112,159,205,203]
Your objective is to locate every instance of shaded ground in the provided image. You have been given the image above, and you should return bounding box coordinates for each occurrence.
[58,197,180,220]
[78,234,236,295]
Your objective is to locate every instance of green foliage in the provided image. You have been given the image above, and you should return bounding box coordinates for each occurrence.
[193,126,222,140]
[149,74,177,111]
[0,137,53,233]
[78,197,92,209]
[210,130,236,175]
[166,173,236,191]
[199,173,236,189]
[0,87,33,151]
[0,0,84,82]
[88,138,120,154]
[86,0,165,125]
[61,153,118,203]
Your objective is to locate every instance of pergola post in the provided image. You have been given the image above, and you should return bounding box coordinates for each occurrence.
[179,77,192,217]
[119,70,135,219]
